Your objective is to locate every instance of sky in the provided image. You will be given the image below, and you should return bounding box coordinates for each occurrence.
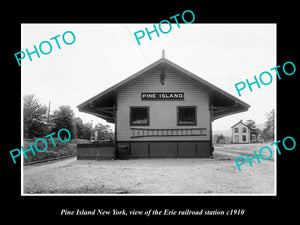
[21,23,276,131]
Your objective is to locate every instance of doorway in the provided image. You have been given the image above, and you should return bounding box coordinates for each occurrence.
[235,135,239,143]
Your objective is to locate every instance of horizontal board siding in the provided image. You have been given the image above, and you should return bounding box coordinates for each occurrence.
[117,67,210,141]
[77,146,115,160]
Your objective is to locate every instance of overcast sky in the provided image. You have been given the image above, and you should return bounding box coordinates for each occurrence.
[21,23,276,131]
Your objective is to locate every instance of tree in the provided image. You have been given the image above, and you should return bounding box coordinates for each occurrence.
[51,105,75,140]
[23,94,48,138]
[215,134,225,144]
[262,109,274,142]
[93,123,113,141]
[74,117,85,138]
[245,119,261,142]
[81,121,93,140]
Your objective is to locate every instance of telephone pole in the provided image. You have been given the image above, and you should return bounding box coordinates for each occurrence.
[47,101,51,128]
[46,101,51,143]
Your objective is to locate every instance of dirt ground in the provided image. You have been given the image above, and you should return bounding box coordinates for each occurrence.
[23,143,275,195]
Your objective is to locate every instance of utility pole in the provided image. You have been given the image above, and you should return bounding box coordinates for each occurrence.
[90,120,93,142]
[47,101,51,128]
[46,101,51,144]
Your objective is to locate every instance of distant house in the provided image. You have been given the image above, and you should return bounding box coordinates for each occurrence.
[231,120,250,143]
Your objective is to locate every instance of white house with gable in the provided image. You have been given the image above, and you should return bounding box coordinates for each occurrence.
[231,120,251,143]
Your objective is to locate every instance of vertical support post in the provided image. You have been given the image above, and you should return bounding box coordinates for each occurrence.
[90,120,93,141]
[113,104,117,159]
[209,105,214,158]
[209,91,214,158]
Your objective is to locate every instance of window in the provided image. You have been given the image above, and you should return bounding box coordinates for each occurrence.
[177,106,197,126]
[242,127,247,133]
[130,107,149,126]
[242,135,247,141]
[234,128,238,133]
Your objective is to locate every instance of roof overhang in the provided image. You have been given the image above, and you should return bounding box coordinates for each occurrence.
[77,57,250,123]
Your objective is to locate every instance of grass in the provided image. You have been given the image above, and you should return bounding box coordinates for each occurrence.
[22,137,84,163]
[214,142,274,160]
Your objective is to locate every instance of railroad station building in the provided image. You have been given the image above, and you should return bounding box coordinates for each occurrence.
[77,51,250,159]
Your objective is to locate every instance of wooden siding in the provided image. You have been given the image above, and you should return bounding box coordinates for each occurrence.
[231,123,251,143]
[117,67,210,141]
[77,143,115,160]
[126,141,211,158]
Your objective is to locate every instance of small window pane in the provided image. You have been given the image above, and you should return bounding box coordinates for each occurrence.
[131,107,149,125]
[178,107,196,125]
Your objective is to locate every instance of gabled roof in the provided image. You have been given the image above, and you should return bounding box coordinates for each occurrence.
[231,120,250,129]
[77,56,250,123]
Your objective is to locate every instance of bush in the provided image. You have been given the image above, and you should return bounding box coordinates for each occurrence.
[23,138,77,163]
